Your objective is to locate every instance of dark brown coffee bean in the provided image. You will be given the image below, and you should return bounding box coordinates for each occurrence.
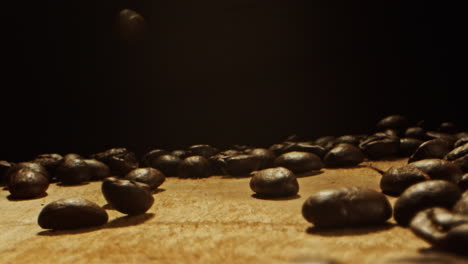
[302,187,392,228]
[314,136,336,147]
[250,167,298,197]
[459,174,468,191]
[149,154,181,176]
[380,166,430,196]
[63,153,82,160]
[0,160,14,185]
[456,132,468,140]
[335,135,361,146]
[92,148,139,176]
[223,154,260,177]
[324,143,364,168]
[171,150,190,159]
[453,154,468,173]
[33,153,63,176]
[117,9,146,42]
[410,207,468,256]
[83,159,111,181]
[55,158,91,185]
[454,137,468,148]
[178,156,211,178]
[102,177,154,215]
[398,138,423,157]
[404,126,427,140]
[439,122,460,134]
[453,191,468,215]
[274,151,323,174]
[6,162,50,182]
[269,143,291,156]
[425,131,457,146]
[282,142,326,158]
[376,115,408,132]
[359,133,400,160]
[8,168,49,199]
[445,143,468,161]
[141,149,168,167]
[408,159,463,183]
[38,198,108,230]
[384,129,400,137]
[188,144,218,158]
[408,138,452,163]
[248,148,276,169]
[125,167,165,190]
[394,180,462,226]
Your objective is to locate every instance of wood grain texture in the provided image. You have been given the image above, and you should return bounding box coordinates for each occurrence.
[1,159,467,264]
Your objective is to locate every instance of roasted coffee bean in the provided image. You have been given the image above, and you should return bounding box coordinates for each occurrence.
[459,174,468,191]
[63,153,82,160]
[248,148,276,169]
[83,159,111,181]
[453,191,468,215]
[149,154,181,176]
[38,198,108,230]
[359,133,400,160]
[33,153,63,175]
[221,149,242,156]
[250,167,298,197]
[410,207,468,255]
[376,115,408,132]
[453,154,468,173]
[335,135,361,146]
[408,159,463,183]
[274,151,323,174]
[425,131,457,146]
[445,143,468,161]
[125,167,165,190]
[92,148,139,176]
[188,144,218,158]
[6,162,49,182]
[439,122,460,134]
[302,187,392,228]
[224,154,260,176]
[454,137,468,148]
[55,158,91,185]
[0,160,14,185]
[393,180,462,226]
[384,129,400,137]
[141,149,168,167]
[282,142,326,158]
[380,166,430,196]
[404,126,427,140]
[171,150,190,159]
[408,138,452,163]
[324,143,364,168]
[398,138,423,157]
[102,177,154,215]
[117,9,146,42]
[8,168,49,199]
[178,156,211,178]
[314,136,336,147]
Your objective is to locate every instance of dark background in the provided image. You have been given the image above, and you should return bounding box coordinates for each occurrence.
[2,0,466,161]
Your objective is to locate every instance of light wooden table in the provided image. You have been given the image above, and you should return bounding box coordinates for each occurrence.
[1,159,466,263]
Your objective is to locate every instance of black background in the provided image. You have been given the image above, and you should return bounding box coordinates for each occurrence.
[2,0,466,161]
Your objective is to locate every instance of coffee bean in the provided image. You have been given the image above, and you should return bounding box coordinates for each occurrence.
[7,162,50,182]
[425,131,457,146]
[63,153,82,160]
[178,156,211,178]
[83,159,111,181]
[439,122,460,134]
[8,168,49,199]
[456,132,468,139]
[125,167,165,190]
[453,191,468,215]
[224,154,260,177]
[0,160,14,185]
[282,142,326,158]
[324,143,364,168]
[102,177,154,215]
[38,198,108,230]
[188,144,219,158]
[117,9,146,42]
[408,138,452,163]
[380,166,430,196]
[314,136,336,152]
[249,167,298,197]
[33,153,63,176]
[302,187,392,228]
[408,159,463,184]
[55,158,91,185]
[141,149,168,167]
[376,115,408,133]
[274,151,323,174]
[398,138,423,157]
[359,133,400,160]
[393,180,462,226]
[171,150,190,159]
[92,148,139,176]
[453,154,468,173]
[147,154,181,176]
[454,137,468,148]
[410,207,468,255]
[335,135,361,146]
[269,143,290,156]
[445,142,468,161]
[404,126,427,140]
[459,174,468,191]
[248,148,276,169]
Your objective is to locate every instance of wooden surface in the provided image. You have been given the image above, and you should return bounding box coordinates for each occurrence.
[1,159,467,264]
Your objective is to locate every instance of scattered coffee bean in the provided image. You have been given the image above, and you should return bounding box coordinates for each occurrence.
[102,177,154,215]
[398,138,423,157]
[359,133,400,160]
[445,142,468,161]
[274,151,323,174]
[408,138,452,163]
[249,167,298,197]
[178,156,211,178]
[7,162,50,182]
[459,174,468,191]
[8,168,49,199]
[282,142,326,158]
[376,115,408,133]
[83,159,111,181]
[410,207,468,255]
[171,149,190,159]
[404,126,427,140]
[302,187,392,228]
[408,159,463,183]
[188,144,218,158]
[38,198,108,230]
[141,149,168,167]
[92,148,139,176]
[438,122,460,134]
[117,9,146,42]
[335,135,361,146]
[0,160,14,185]
[125,167,165,190]
[453,191,468,215]
[224,154,260,177]
[380,166,430,196]
[148,154,181,176]
[55,158,91,185]
[453,154,468,173]
[324,143,364,168]
[454,137,468,148]
[425,131,457,146]
[393,180,462,226]
[33,153,63,176]
[63,153,82,160]
[248,148,275,169]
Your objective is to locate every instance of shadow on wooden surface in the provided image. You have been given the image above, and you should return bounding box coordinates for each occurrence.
[56,182,90,187]
[419,247,468,260]
[251,194,301,201]
[306,223,396,237]
[7,192,48,201]
[152,188,166,194]
[36,213,155,236]
[296,170,324,178]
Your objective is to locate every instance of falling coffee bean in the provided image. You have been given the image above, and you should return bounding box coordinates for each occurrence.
[302,187,392,228]
[274,151,323,174]
[398,138,423,157]
[55,158,91,185]
[408,159,463,183]
[359,133,400,160]
[323,143,364,168]
[125,167,165,190]
[380,166,430,196]
[178,156,211,178]
[250,167,298,198]
[92,148,139,176]
[149,154,181,176]
[38,198,108,230]
[453,191,468,215]
[224,154,260,177]
[408,138,452,163]
[393,180,462,226]
[8,168,49,199]
[102,177,154,215]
